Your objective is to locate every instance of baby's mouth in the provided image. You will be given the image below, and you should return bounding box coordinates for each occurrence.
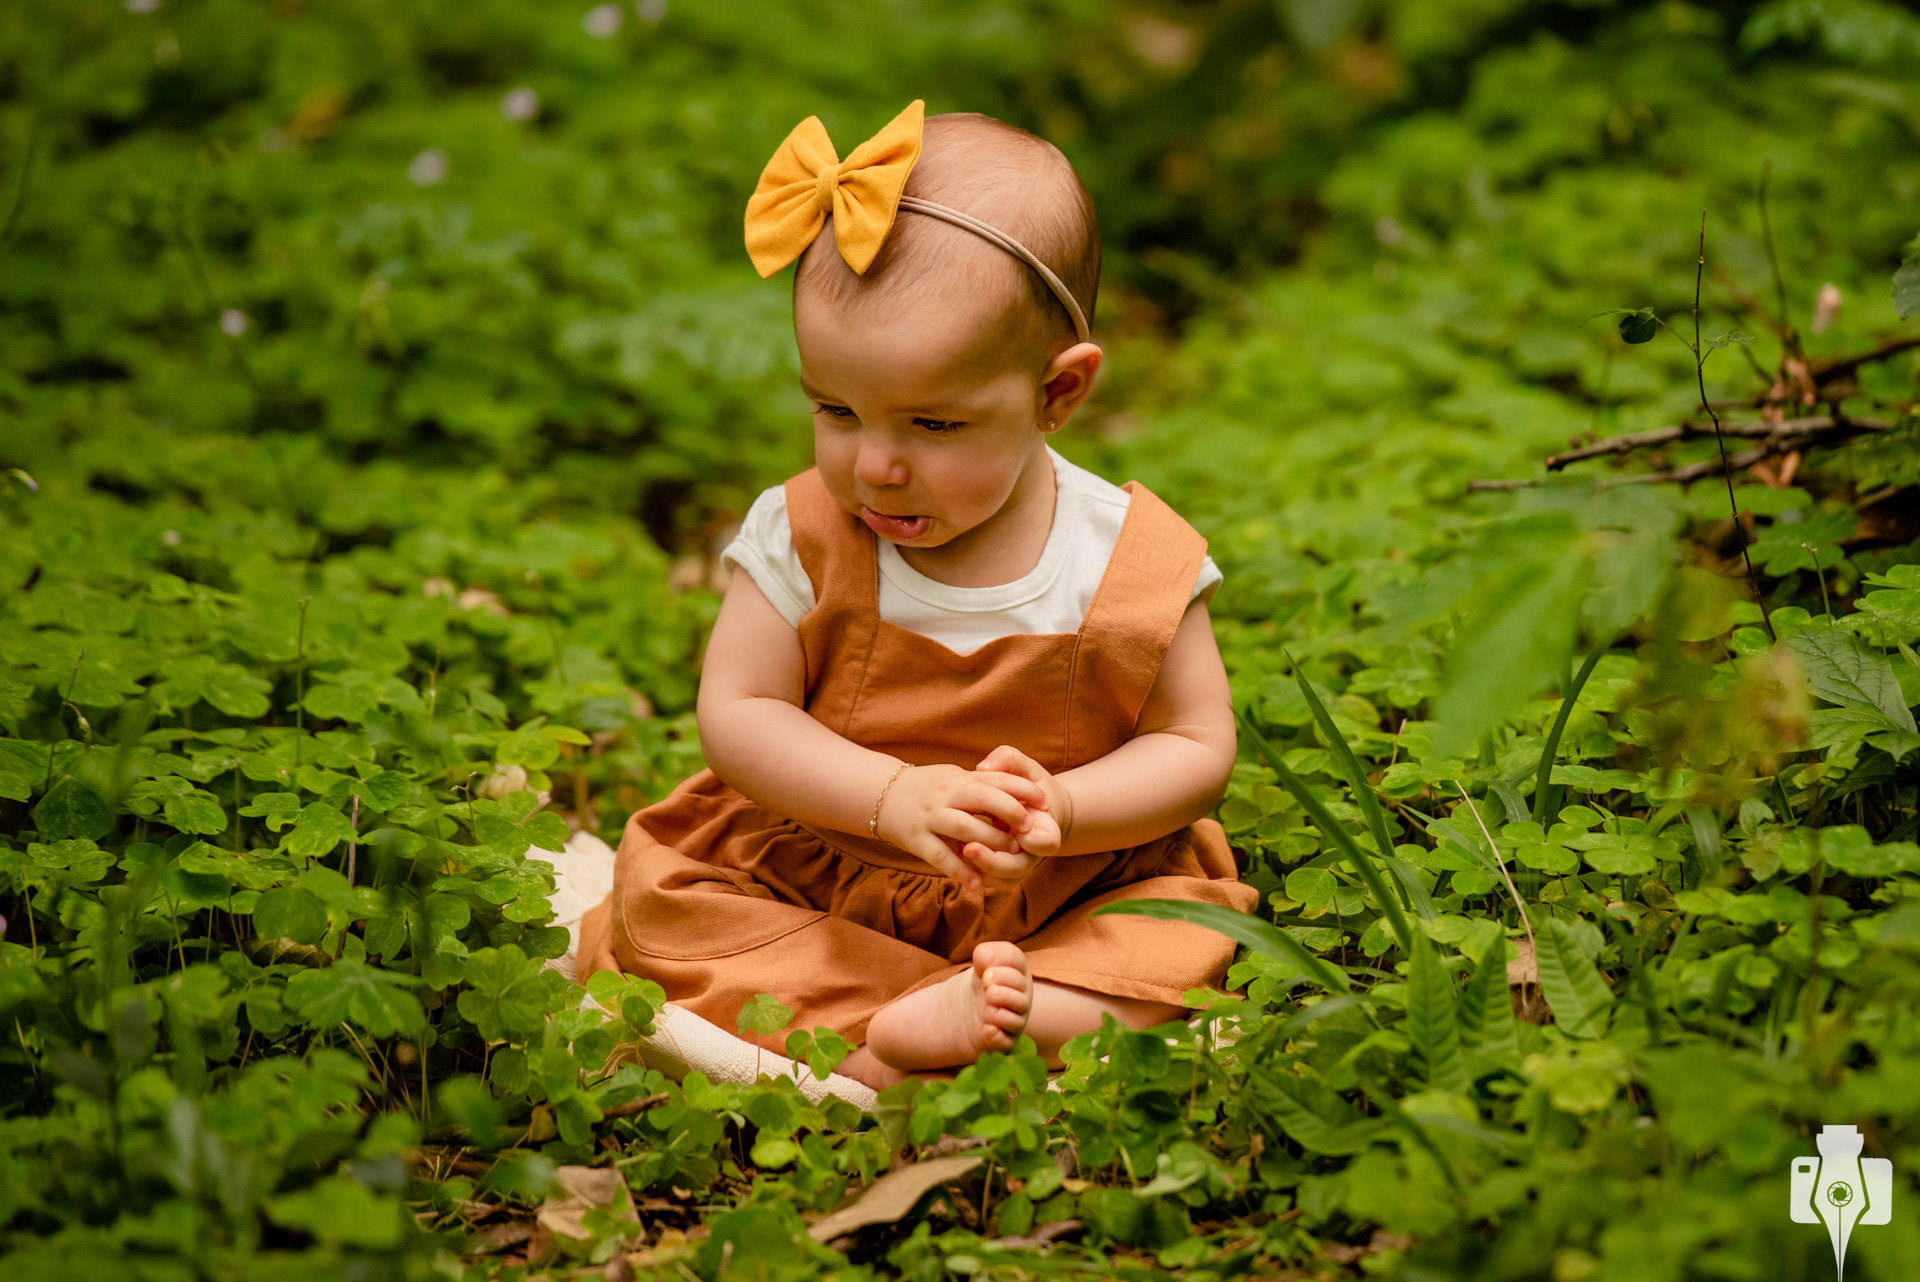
[859,506,932,540]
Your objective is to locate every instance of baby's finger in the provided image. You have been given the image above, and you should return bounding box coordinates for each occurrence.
[912,835,979,888]
[970,770,1048,811]
[961,842,1037,883]
[977,745,1037,777]
[1012,809,1062,858]
[962,779,1039,830]
[941,808,1024,854]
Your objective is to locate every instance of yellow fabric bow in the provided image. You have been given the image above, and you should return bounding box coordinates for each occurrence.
[744,99,925,278]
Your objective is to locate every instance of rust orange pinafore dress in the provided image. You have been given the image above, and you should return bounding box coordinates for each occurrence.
[576,466,1257,1052]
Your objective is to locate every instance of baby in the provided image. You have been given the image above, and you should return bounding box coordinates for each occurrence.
[578,100,1255,1089]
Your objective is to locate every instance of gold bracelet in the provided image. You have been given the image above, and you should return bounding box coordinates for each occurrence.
[869,762,912,839]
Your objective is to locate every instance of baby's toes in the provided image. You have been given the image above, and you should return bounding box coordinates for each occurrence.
[973,939,1029,978]
[983,970,1032,1013]
[981,989,1027,1029]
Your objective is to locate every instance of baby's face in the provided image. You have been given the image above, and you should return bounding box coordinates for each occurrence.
[795,290,1056,552]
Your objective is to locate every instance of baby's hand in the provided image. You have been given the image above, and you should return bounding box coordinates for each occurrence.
[874,762,1046,889]
[964,745,1072,864]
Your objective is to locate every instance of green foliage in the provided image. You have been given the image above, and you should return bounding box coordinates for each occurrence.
[4,0,1920,1278]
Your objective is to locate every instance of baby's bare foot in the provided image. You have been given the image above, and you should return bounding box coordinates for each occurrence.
[866,942,1033,1072]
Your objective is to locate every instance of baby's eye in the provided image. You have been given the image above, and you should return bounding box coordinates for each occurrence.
[915,418,963,435]
[811,402,854,418]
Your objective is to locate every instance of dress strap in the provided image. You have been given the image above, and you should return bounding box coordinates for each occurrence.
[1064,481,1207,761]
[783,468,877,613]
[783,468,881,736]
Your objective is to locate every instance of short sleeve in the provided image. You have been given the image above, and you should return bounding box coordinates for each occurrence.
[1191,555,1222,608]
[717,486,816,628]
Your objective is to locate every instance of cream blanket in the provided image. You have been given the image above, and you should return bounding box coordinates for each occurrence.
[531,831,881,1113]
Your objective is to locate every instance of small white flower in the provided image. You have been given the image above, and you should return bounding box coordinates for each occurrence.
[257,128,290,153]
[219,308,249,337]
[583,3,623,37]
[408,148,449,187]
[125,0,161,12]
[500,86,540,122]
[162,529,182,547]
[1374,215,1404,247]
[635,0,666,22]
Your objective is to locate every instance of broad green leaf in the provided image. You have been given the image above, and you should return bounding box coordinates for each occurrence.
[458,943,555,1042]
[33,779,115,842]
[0,740,47,803]
[26,838,116,885]
[267,1175,402,1248]
[1750,509,1855,577]
[1571,832,1660,876]
[253,887,329,944]
[356,769,413,811]
[735,992,794,1037]
[1406,933,1469,1093]
[1285,866,1337,913]
[1536,917,1613,1039]
[1458,939,1519,1062]
[283,961,425,1037]
[239,791,302,830]
[162,788,227,836]
[1786,626,1915,731]
[1855,565,1920,644]
[1093,897,1350,992]
[1432,539,1585,759]
[1618,309,1657,343]
[284,802,354,858]
[1253,1073,1385,1155]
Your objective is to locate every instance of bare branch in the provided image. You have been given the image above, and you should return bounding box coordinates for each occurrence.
[1545,415,1859,469]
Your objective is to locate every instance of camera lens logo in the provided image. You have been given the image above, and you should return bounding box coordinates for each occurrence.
[1790,1125,1891,1280]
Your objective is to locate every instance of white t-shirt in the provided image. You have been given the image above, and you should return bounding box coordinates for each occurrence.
[719,446,1222,656]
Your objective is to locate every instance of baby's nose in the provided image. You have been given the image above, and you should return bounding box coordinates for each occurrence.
[854,439,908,486]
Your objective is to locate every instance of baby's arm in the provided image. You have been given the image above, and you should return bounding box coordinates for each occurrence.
[695,570,1045,885]
[1011,598,1237,859]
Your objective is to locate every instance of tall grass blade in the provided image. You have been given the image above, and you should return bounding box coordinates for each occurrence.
[1532,633,1613,826]
[1092,897,1350,992]
[1234,703,1414,955]
[1284,654,1430,921]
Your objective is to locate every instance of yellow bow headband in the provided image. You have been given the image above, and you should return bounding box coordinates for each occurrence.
[743,99,1091,344]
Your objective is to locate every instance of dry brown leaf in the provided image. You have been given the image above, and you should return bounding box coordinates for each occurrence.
[624,1224,689,1271]
[471,1217,536,1254]
[805,1154,984,1242]
[537,1165,639,1244]
[1506,937,1537,986]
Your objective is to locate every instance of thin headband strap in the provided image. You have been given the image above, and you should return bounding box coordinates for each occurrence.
[896,195,1091,344]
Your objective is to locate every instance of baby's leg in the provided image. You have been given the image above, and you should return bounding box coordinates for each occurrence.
[863,941,1034,1074]
[859,943,1186,1077]
[1021,983,1185,1067]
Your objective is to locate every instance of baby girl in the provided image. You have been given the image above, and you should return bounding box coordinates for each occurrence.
[578,99,1255,1089]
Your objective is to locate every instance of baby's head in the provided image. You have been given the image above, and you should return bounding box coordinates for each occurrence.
[789,112,1103,552]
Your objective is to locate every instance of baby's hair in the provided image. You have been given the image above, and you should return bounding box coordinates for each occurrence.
[794,111,1101,369]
